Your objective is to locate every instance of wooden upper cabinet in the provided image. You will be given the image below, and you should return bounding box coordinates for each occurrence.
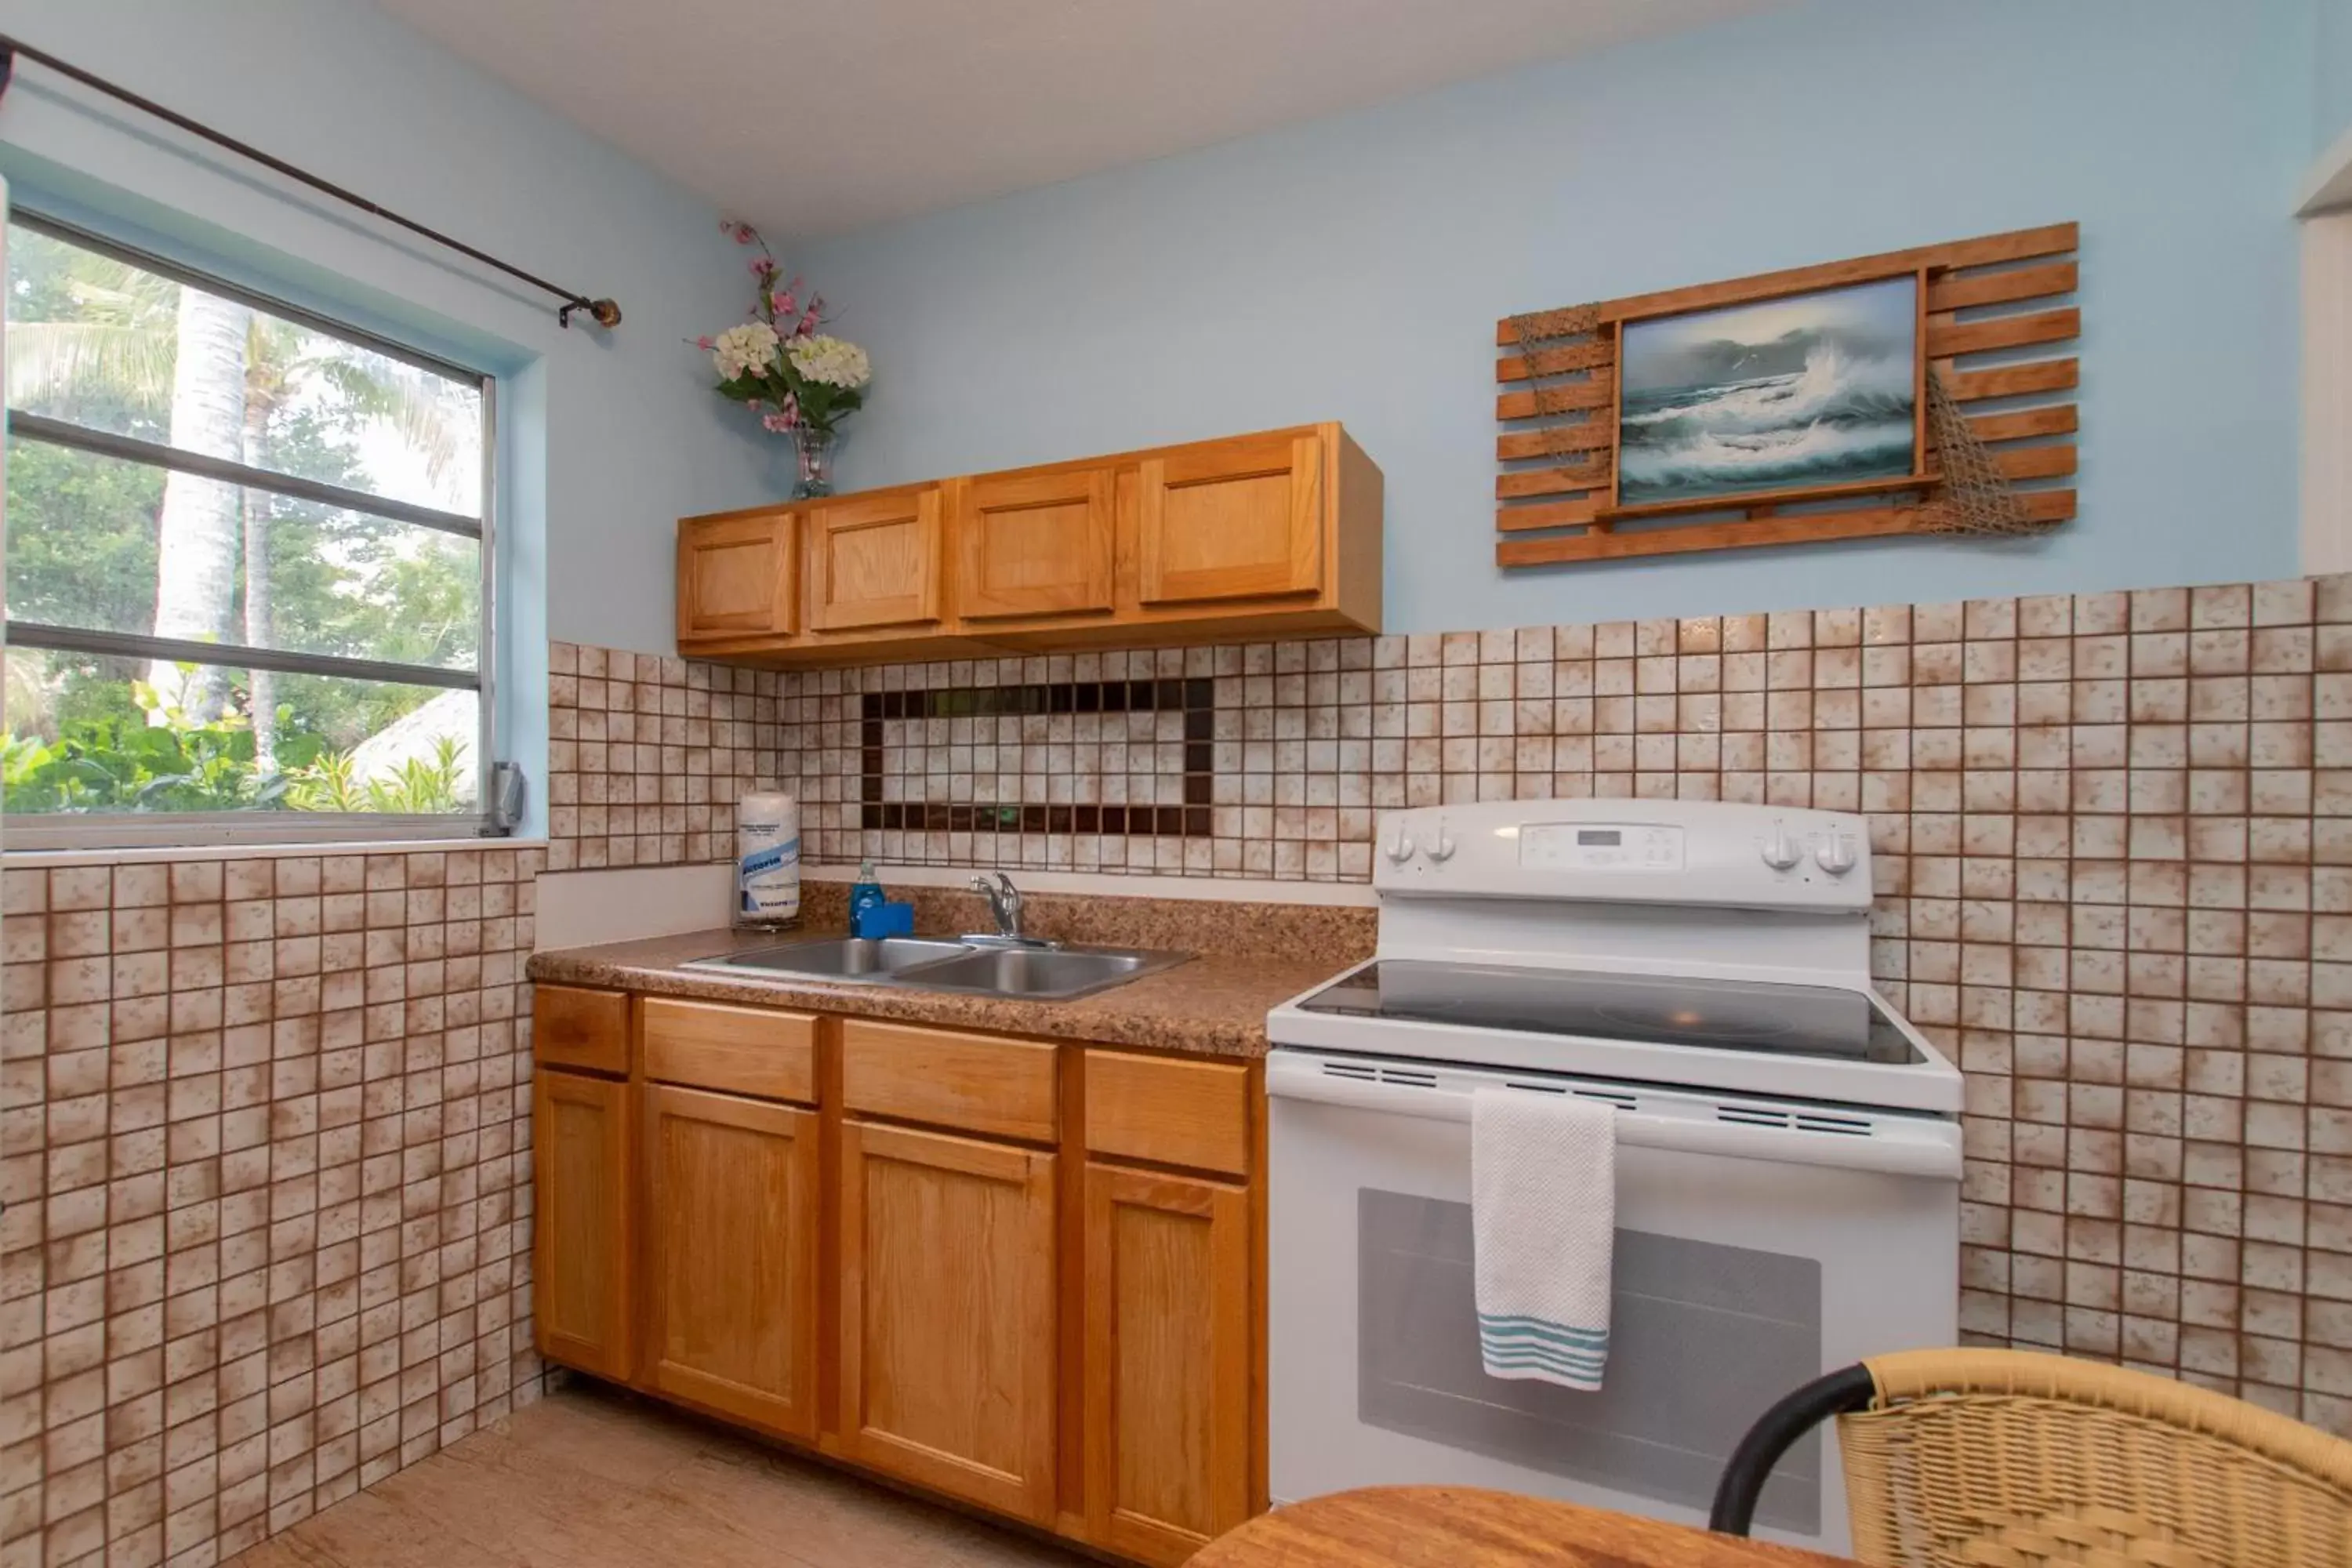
[837,1119,1059,1524]
[641,1083,820,1440]
[677,510,797,642]
[1137,430,1323,607]
[532,1069,633,1381]
[673,423,1381,662]
[808,486,945,632]
[954,466,1117,622]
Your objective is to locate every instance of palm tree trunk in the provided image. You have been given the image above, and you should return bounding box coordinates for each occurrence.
[148,285,249,721]
[241,398,276,772]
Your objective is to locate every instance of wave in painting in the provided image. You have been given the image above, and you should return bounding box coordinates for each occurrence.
[1619,346,1915,503]
[1614,274,1919,506]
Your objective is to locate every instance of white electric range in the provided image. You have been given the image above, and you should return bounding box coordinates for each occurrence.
[1265,799,1960,1555]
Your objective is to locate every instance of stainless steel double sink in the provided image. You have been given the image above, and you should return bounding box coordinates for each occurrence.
[682,935,1189,1000]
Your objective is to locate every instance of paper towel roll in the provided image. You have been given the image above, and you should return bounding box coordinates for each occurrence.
[736,791,800,925]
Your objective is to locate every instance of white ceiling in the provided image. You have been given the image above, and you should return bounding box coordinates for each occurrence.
[377,0,1784,240]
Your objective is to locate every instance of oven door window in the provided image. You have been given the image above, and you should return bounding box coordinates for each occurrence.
[1357,1189,1826,1534]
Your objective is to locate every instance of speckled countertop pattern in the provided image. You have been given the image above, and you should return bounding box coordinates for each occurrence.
[527,895,1375,1059]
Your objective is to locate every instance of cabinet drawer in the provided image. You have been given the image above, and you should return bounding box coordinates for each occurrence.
[534,985,630,1076]
[641,997,818,1105]
[1084,1051,1250,1177]
[841,1020,1058,1142]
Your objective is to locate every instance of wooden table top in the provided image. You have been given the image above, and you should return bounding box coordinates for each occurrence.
[1191,1488,1858,1568]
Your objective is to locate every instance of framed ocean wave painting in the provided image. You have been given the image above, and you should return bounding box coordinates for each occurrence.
[1615,273,1924,510]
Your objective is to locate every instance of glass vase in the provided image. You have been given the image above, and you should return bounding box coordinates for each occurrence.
[792,425,837,499]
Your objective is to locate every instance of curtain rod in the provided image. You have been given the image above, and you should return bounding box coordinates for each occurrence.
[0,33,622,329]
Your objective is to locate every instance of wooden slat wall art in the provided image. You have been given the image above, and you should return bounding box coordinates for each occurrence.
[1494,223,2079,568]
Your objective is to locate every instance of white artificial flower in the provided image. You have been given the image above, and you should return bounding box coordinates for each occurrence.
[786,334,872,390]
[711,321,780,381]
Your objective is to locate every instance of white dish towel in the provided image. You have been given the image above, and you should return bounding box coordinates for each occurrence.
[1472,1086,1617,1391]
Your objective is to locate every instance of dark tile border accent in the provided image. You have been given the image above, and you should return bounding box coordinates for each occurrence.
[858,677,1216,837]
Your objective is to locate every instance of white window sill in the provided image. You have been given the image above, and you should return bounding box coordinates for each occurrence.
[3,837,548,869]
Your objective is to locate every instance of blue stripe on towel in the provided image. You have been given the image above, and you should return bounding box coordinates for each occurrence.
[1477,1316,1609,1354]
[1478,1312,1610,1385]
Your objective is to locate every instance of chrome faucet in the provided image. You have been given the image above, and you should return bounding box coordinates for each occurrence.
[964,873,1055,948]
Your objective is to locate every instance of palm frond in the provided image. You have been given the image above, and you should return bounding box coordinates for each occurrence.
[5,321,176,411]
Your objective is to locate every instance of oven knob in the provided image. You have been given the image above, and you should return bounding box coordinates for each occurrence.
[1760,825,1802,871]
[1815,832,1858,876]
[1426,828,1457,863]
[1385,826,1417,864]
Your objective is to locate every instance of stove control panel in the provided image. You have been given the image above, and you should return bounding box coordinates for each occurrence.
[1373,799,1872,911]
[1519,822,1684,872]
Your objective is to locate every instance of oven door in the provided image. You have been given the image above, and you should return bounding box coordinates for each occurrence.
[1267,1047,1960,1556]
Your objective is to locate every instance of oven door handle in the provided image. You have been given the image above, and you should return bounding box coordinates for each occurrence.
[1266,1054,1961,1178]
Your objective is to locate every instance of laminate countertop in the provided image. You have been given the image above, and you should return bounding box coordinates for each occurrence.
[527,923,1356,1061]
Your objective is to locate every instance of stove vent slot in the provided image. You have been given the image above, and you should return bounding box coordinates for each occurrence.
[1318,1062,1441,1091]
[1497,1080,1636,1112]
[1715,1104,1875,1137]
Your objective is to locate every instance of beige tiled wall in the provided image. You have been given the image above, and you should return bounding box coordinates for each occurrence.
[545,644,780,873]
[768,574,2352,1431]
[1,846,547,1568]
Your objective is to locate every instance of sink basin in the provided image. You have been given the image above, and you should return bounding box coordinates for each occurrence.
[681,935,1189,1000]
[894,946,1187,1000]
[686,936,974,979]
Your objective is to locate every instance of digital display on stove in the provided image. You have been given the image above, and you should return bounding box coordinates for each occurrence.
[1296,960,1925,1065]
[1576,829,1621,846]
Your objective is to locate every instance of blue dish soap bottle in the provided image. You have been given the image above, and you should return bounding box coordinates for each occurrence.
[848,858,886,935]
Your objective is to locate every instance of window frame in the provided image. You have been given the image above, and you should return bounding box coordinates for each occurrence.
[3,209,503,851]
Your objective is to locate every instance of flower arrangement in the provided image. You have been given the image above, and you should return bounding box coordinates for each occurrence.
[695,222,872,493]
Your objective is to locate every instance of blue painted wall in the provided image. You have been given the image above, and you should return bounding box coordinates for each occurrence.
[2317,0,2352,153]
[800,0,2310,636]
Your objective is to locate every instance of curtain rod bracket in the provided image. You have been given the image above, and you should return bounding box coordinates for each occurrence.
[0,33,620,332]
[559,296,622,330]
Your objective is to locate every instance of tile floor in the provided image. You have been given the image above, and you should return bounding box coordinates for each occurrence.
[221,1384,1085,1567]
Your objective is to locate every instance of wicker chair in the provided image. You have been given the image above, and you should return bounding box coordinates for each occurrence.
[1708,1348,2352,1568]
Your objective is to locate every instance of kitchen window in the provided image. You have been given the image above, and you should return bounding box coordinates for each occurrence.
[3,212,499,848]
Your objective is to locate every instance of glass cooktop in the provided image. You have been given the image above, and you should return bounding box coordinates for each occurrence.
[1296,960,1923,1065]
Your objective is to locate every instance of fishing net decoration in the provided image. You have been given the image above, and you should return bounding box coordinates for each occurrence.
[1502,305,2056,536]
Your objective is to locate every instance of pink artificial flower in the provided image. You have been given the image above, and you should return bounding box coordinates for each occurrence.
[770,289,797,318]
[750,256,778,278]
[722,220,757,245]
[762,410,796,433]
[795,307,821,338]
[695,336,715,350]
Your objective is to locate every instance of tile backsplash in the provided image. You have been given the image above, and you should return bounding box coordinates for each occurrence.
[769,574,2352,1432]
[546,643,780,874]
[2,848,547,1566]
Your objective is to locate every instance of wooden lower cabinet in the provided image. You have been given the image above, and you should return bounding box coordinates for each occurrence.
[641,1083,821,1439]
[533,1069,633,1381]
[837,1118,1061,1525]
[529,997,1261,1562]
[1083,1162,1254,1565]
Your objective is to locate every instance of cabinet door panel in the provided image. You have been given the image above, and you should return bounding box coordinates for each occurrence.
[533,1070,633,1381]
[809,488,944,631]
[677,511,797,640]
[1137,432,1323,606]
[1083,1163,1251,1564]
[839,1120,1058,1523]
[956,468,1116,620]
[642,1085,820,1438]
